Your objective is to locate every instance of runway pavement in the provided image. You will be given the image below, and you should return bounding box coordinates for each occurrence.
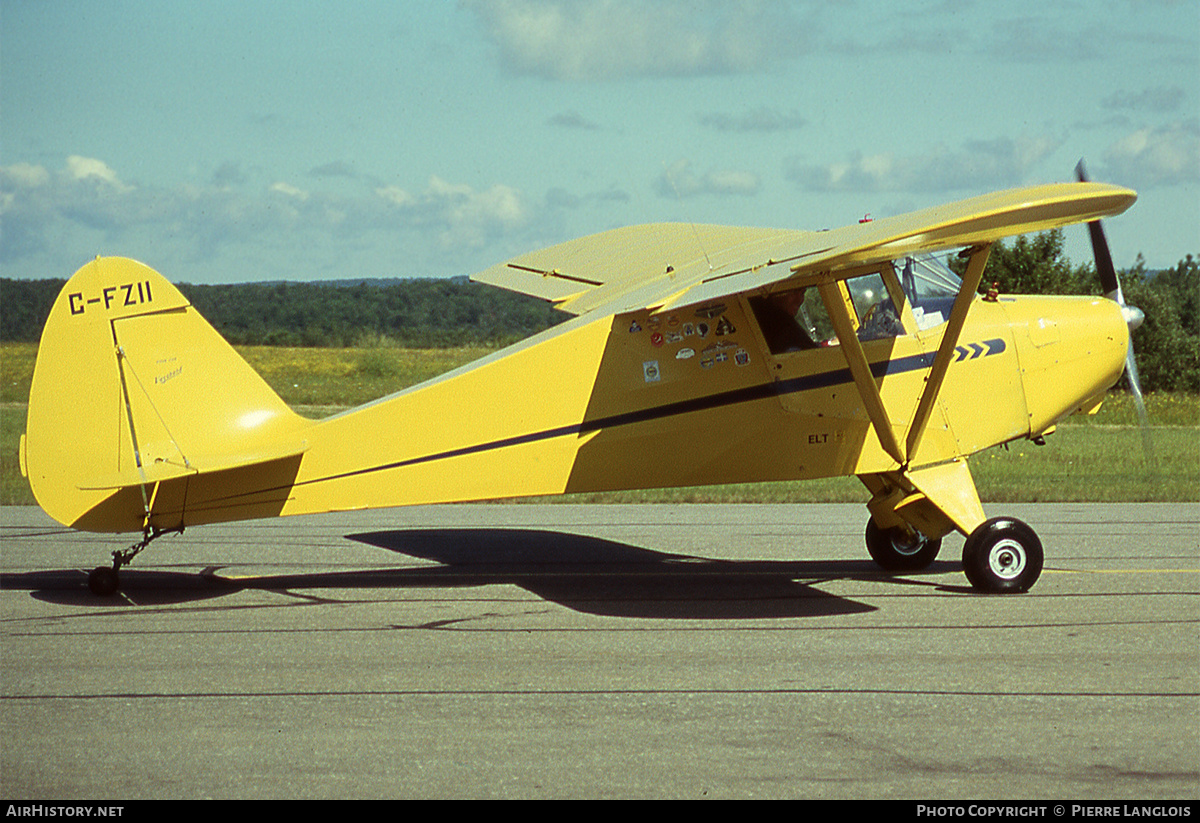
[1,502,1197,800]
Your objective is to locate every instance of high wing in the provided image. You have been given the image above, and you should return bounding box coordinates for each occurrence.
[471,182,1136,317]
[472,223,808,314]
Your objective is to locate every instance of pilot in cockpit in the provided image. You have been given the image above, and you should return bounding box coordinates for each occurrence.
[749,289,820,354]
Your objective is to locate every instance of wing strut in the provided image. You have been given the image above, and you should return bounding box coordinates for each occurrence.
[817,244,991,469]
[903,244,992,461]
[817,280,905,466]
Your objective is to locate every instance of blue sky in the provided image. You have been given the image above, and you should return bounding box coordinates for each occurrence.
[3,0,1197,285]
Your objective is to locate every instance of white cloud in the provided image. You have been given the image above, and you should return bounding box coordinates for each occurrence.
[442,178,524,228]
[1,158,141,263]
[2,162,51,188]
[65,155,133,192]
[378,175,527,248]
[703,169,761,196]
[0,155,536,279]
[786,136,1064,193]
[465,0,813,80]
[657,159,760,198]
[1102,121,1200,188]
[375,185,415,208]
[269,181,310,201]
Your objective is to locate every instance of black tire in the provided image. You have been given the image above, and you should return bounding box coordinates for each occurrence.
[88,566,119,596]
[865,518,941,571]
[962,517,1043,593]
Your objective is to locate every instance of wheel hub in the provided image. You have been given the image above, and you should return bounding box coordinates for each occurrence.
[988,539,1027,579]
[890,532,925,557]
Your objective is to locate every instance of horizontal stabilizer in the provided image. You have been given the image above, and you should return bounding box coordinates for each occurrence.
[77,438,309,491]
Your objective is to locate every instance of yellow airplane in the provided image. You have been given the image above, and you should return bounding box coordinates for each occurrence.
[20,168,1142,597]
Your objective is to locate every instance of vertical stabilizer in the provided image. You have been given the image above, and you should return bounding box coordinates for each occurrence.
[23,257,311,532]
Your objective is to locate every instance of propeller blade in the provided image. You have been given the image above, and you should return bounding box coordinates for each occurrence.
[1076,161,1122,300]
[1125,343,1156,464]
[1076,159,1154,465]
[1087,221,1122,301]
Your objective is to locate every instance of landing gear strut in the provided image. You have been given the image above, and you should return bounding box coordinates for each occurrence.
[86,524,183,596]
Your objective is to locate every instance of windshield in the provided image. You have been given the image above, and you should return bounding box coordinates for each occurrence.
[846,272,904,341]
[898,254,963,330]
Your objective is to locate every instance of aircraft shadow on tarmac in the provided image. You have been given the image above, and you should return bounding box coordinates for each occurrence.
[341,528,909,619]
[4,568,239,608]
[5,528,963,617]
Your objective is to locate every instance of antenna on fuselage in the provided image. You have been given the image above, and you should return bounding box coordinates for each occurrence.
[662,161,714,272]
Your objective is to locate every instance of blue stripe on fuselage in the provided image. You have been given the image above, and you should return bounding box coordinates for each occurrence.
[294,339,1005,489]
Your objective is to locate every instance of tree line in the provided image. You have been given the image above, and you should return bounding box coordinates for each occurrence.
[2,233,1196,391]
[0,276,568,349]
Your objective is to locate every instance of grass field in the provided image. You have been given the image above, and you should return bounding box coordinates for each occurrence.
[2,341,1197,506]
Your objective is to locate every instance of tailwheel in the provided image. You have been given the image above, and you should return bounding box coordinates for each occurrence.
[88,566,119,597]
[85,524,184,597]
[962,517,1043,593]
[865,518,941,571]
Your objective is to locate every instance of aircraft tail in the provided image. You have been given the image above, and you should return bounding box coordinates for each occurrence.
[21,257,312,533]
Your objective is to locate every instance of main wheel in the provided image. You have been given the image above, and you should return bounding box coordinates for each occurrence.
[866,518,941,571]
[962,517,1043,593]
[88,566,119,596]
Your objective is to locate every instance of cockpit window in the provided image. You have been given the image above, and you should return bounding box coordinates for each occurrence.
[846,273,904,342]
[749,289,822,353]
[750,270,906,355]
[898,254,963,330]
